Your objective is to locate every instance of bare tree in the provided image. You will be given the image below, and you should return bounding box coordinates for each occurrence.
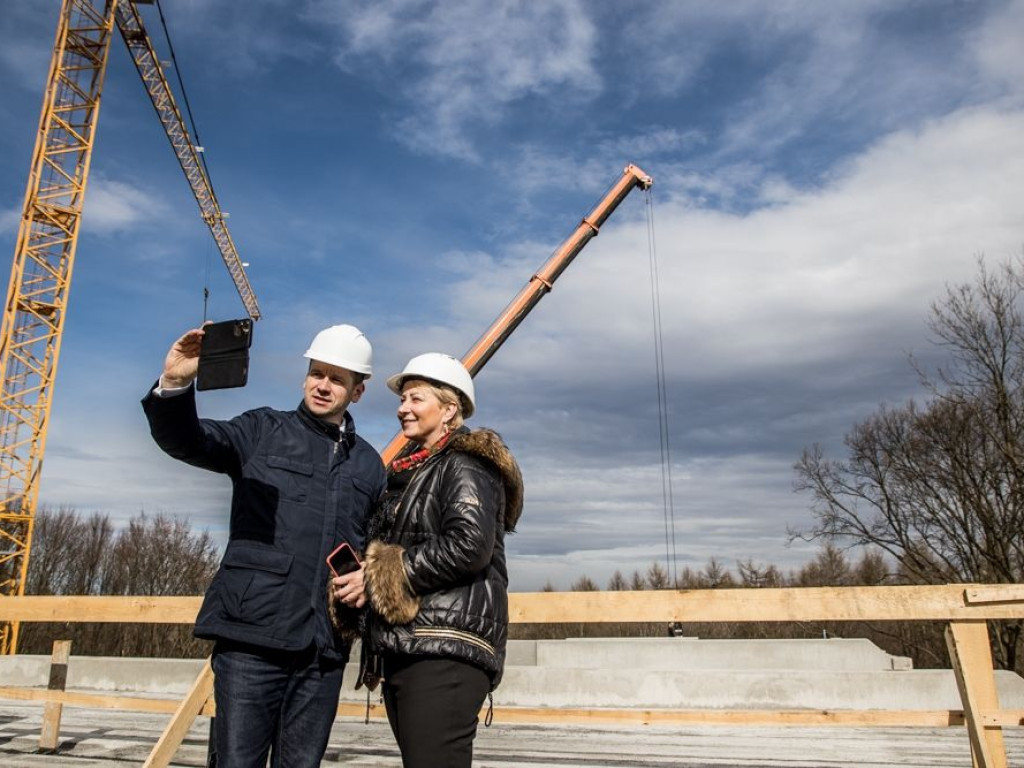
[607,571,628,591]
[795,257,1024,669]
[699,558,736,588]
[794,544,852,587]
[22,508,217,658]
[645,561,671,589]
[737,559,783,588]
[570,575,599,592]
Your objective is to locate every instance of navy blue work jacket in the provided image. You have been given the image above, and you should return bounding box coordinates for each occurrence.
[142,384,385,660]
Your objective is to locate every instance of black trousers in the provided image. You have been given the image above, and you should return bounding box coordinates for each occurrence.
[382,655,490,768]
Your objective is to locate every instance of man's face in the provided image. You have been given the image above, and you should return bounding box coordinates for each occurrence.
[304,361,365,424]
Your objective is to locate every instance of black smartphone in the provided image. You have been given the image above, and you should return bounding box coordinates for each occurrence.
[197,318,253,391]
[326,542,362,577]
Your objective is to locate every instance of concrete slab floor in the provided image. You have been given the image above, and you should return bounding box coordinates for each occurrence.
[1,701,1023,767]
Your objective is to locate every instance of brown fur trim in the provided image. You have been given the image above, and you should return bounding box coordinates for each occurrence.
[326,579,360,640]
[448,428,524,532]
[365,541,420,624]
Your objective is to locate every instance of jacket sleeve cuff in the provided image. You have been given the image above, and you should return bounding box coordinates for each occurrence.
[365,541,420,624]
[326,579,361,641]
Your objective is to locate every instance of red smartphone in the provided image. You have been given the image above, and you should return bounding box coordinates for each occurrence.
[326,542,362,577]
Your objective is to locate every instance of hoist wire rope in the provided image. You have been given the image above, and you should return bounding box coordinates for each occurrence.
[153,0,216,320]
[644,188,678,585]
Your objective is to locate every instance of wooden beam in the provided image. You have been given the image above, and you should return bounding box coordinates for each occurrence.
[0,596,202,623]
[964,586,1024,604]
[0,686,214,715]
[143,659,214,768]
[482,707,968,728]
[508,585,1024,623]
[946,621,1006,768]
[38,639,70,751]
[3,585,1024,626]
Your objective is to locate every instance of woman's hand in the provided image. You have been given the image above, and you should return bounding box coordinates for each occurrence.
[331,566,366,609]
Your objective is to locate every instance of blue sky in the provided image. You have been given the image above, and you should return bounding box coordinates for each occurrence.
[2,1,1023,591]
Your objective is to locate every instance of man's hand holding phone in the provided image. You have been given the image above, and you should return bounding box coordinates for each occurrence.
[328,542,366,609]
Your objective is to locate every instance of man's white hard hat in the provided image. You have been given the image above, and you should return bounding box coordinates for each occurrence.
[386,353,476,418]
[303,324,373,377]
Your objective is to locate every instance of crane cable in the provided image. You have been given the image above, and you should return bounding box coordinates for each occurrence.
[644,188,679,585]
[152,0,216,320]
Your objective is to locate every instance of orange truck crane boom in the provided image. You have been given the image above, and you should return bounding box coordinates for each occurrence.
[0,0,258,654]
[380,164,653,465]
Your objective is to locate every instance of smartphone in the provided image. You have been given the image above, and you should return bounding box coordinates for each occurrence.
[197,318,253,391]
[201,318,252,356]
[326,542,362,577]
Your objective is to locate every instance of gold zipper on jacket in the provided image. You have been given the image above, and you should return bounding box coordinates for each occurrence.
[411,627,496,656]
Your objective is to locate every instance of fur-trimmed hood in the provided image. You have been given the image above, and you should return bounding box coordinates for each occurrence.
[447,427,523,532]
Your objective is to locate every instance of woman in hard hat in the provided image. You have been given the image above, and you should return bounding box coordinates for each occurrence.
[355,353,522,768]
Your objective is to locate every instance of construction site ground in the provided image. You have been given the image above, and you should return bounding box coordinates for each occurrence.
[1,698,1023,767]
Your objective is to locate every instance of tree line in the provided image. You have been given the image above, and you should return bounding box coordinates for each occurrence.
[513,544,955,675]
[19,507,218,658]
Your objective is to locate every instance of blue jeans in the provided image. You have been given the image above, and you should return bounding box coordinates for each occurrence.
[210,641,345,768]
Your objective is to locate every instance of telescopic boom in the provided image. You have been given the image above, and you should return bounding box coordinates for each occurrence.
[380,164,652,464]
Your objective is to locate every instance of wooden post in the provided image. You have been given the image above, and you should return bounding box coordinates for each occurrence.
[142,657,214,768]
[38,639,71,751]
[945,620,1007,768]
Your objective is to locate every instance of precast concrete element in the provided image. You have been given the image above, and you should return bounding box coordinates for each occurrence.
[0,655,205,695]
[4,637,1023,713]
[531,637,914,671]
[491,667,1024,710]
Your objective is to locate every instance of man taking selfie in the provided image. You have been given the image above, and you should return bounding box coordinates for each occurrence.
[142,323,385,768]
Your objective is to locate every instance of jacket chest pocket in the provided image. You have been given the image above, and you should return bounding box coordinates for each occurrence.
[265,455,315,502]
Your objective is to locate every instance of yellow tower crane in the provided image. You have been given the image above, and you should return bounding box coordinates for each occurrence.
[0,0,260,654]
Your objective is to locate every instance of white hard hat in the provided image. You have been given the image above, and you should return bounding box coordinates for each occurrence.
[303,324,373,377]
[387,353,476,418]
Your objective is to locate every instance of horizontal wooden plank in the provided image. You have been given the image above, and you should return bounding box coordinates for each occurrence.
[965,586,1024,605]
[982,709,1024,727]
[508,585,1024,623]
[0,687,214,716]
[13,687,1019,730]
[0,596,202,623]
[484,707,970,728]
[2,584,1023,626]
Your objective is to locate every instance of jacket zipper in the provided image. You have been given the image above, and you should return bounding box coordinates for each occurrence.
[411,627,496,657]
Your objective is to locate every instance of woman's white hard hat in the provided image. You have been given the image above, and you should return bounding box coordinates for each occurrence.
[303,324,373,377]
[387,353,476,418]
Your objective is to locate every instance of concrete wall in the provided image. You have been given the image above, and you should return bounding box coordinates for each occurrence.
[3,637,1022,711]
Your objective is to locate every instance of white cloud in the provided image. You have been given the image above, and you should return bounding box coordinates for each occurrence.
[313,0,600,160]
[0,207,19,236]
[81,177,169,235]
[617,1,994,163]
[0,4,57,93]
[0,178,167,239]
[971,0,1024,102]
[491,107,1024,380]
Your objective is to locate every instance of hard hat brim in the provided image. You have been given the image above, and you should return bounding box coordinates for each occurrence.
[386,373,475,419]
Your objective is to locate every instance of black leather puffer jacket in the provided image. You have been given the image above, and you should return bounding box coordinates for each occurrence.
[364,427,523,687]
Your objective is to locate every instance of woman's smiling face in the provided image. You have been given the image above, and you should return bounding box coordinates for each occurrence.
[396,379,456,448]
